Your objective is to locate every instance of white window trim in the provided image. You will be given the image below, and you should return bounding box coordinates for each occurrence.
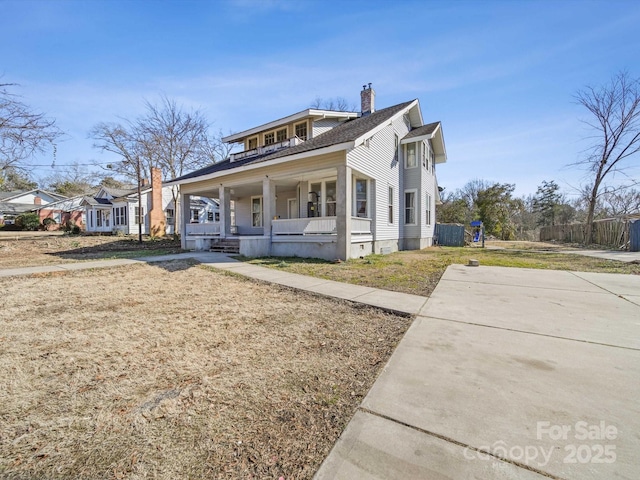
[354,178,369,218]
[251,195,263,228]
[405,143,418,169]
[404,189,418,226]
[294,121,308,140]
[425,193,432,226]
[388,185,394,224]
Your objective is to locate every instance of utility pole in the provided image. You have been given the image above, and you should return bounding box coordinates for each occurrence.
[136,156,142,244]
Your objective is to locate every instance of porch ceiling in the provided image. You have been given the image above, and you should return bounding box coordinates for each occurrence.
[183,167,339,199]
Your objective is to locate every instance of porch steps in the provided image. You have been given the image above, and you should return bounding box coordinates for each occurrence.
[209,238,240,254]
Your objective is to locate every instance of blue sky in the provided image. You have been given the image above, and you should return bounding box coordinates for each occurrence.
[2,0,639,198]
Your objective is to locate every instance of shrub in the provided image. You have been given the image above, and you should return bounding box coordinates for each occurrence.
[42,217,57,230]
[63,219,81,234]
[16,213,41,231]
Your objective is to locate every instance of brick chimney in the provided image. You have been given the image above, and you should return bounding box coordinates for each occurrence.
[148,167,166,237]
[361,83,375,116]
[34,196,42,205]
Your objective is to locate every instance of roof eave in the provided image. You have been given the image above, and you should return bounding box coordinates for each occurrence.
[222,109,359,144]
[167,141,354,187]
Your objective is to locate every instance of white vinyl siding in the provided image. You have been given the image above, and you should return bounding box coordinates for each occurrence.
[312,118,344,138]
[347,114,411,242]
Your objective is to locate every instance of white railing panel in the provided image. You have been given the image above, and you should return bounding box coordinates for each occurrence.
[351,217,372,234]
[186,222,221,235]
[272,217,337,235]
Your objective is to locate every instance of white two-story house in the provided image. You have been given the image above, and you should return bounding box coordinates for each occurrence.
[167,85,447,260]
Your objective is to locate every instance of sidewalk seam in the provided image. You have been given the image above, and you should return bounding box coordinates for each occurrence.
[416,315,640,352]
[357,407,565,480]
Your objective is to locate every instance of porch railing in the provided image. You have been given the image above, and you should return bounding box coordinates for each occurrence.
[186,222,221,235]
[351,217,372,234]
[272,217,372,235]
[272,217,336,235]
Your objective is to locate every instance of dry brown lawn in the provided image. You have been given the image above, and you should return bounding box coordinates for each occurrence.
[0,235,182,269]
[0,261,409,479]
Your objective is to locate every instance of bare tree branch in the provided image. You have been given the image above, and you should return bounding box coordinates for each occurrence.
[0,81,63,182]
[571,71,640,243]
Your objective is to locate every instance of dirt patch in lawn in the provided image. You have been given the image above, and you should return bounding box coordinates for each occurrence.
[0,235,182,268]
[0,261,410,479]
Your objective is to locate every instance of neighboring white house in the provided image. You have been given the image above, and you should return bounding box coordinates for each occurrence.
[167,85,447,260]
[83,170,218,236]
[0,189,67,224]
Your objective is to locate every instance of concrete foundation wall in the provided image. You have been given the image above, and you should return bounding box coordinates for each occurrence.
[271,240,338,261]
[238,237,271,257]
[374,239,400,255]
[402,237,433,251]
[350,241,374,258]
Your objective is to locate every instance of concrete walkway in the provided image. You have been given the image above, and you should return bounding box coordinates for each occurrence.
[314,265,640,479]
[0,252,427,316]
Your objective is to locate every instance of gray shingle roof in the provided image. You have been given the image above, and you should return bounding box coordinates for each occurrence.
[171,100,416,182]
[403,121,440,140]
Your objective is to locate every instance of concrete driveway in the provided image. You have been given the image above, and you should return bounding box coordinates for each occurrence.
[315,265,640,479]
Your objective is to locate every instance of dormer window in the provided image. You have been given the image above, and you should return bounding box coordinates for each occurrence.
[264,132,275,146]
[295,122,307,141]
[248,137,257,150]
[276,128,287,142]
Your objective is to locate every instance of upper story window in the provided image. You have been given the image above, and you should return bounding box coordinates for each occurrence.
[264,132,275,146]
[295,122,308,140]
[248,137,258,150]
[424,140,434,172]
[406,143,417,169]
[276,128,287,142]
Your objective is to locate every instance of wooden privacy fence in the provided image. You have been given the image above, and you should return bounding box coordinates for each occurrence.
[540,219,633,249]
[435,223,466,247]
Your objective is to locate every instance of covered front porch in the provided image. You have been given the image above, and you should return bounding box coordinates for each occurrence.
[180,165,374,260]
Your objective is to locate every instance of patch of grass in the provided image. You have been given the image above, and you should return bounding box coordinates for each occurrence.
[243,246,640,297]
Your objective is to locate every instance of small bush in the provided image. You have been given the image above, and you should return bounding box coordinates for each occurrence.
[16,213,41,231]
[63,220,81,234]
[42,217,57,230]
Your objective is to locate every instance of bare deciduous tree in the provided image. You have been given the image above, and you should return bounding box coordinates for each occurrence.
[573,71,640,243]
[310,96,356,112]
[0,82,62,185]
[91,95,227,236]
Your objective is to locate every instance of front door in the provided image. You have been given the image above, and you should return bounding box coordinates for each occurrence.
[287,198,298,219]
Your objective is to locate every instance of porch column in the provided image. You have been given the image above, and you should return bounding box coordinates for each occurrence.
[180,192,191,249]
[336,165,352,261]
[219,186,231,237]
[299,181,309,218]
[263,177,276,236]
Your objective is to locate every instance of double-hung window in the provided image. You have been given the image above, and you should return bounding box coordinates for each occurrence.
[114,206,127,226]
[405,190,416,225]
[135,207,144,225]
[165,208,175,225]
[295,122,308,140]
[355,179,368,218]
[425,193,432,226]
[405,143,417,168]
[251,196,263,227]
[388,186,394,224]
